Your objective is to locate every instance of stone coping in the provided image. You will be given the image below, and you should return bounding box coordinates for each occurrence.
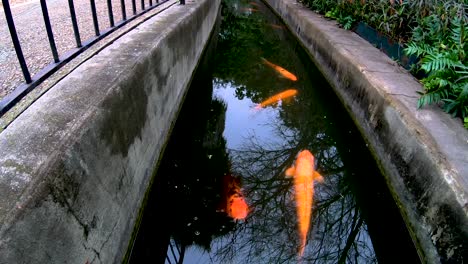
[0,0,221,262]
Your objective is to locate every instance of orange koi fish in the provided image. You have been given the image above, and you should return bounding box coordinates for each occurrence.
[286,150,324,258]
[261,57,298,81]
[249,1,260,7]
[255,89,298,109]
[218,174,249,220]
[269,24,284,30]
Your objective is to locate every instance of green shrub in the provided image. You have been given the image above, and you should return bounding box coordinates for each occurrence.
[300,0,468,127]
[406,16,467,126]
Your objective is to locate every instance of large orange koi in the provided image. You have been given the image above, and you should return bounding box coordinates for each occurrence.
[261,57,298,81]
[286,150,323,258]
[255,89,298,109]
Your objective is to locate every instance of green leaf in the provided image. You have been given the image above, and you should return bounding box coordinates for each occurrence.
[458,83,468,99]
[420,52,458,72]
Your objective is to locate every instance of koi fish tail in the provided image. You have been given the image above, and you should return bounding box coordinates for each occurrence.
[298,234,307,257]
[260,57,274,68]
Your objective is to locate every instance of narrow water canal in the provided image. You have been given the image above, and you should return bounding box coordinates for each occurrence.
[129,0,421,263]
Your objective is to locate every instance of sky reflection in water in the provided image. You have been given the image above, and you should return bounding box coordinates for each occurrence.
[214,81,288,150]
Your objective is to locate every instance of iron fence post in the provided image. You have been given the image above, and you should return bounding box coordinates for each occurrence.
[106,0,115,27]
[40,0,60,63]
[132,0,137,15]
[90,0,100,36]
[68,0,82,47]
[2,0,31,83]
[120,0,127,20]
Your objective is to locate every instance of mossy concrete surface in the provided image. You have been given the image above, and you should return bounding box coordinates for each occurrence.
[0,0,221,262]
[264,0,468,263]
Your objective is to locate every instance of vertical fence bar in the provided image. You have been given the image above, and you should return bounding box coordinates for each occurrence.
[106,0,114,27]
[149,0,152,7]
[68,0,82,47]
[132,0,136,15]
[177,244,185,264]
[39,0,59,63]
[169,242,178,262]
[90,0,100,36]
[180,0,185,5]
[141,0,145,10]
[120,0,126,20]
[2,0,31,83]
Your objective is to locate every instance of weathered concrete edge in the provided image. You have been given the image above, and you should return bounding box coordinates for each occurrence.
[264,0,468,263]
[0,0,221,263]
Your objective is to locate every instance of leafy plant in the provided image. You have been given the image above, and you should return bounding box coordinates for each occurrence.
[300,0,468,127]
[405,18,468,122]
[325,6,356,29]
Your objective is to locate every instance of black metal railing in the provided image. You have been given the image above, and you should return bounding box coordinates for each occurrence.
[165,239,185,264]
[0,0,185,117]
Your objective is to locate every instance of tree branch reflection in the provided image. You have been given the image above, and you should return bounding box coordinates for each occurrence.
[206,113,377,263]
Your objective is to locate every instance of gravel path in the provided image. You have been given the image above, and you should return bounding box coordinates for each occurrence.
[0,0,150,100]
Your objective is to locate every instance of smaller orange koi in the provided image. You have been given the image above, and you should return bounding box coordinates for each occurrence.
[269,24,284,30]
[241,7,259,13]
[249,1,260,7]
[261,57,298,81]
[255,89,298,109]
[218,174,249,220]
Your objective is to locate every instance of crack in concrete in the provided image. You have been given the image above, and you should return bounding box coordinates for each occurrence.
[361,69,397,74]
[387,92,418,99]
[333,41,364,47]
[50,190,91,239]
[83,243,102,264]
[100,220,119,252]
[86,218,119,263]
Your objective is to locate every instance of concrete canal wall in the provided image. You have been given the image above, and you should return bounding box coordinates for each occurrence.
[263,0,468,263]
[0,0,221,262]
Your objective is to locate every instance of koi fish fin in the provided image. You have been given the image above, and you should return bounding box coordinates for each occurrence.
[260,57,273,67]
[285,166,295,178]
[314,171,324,183]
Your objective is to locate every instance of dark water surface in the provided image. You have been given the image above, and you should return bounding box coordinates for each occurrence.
[129,0,421,263]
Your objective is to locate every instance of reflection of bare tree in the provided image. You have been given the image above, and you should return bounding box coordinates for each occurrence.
[207,118,377,263]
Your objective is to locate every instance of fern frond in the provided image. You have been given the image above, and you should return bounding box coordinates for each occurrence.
[456,82,468,99]
[405,42,433,57]
[421,51,459,72]
[454,62,468,82]
[417,90,446,108]
[450,18,466,46]
[442,99,459,116]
